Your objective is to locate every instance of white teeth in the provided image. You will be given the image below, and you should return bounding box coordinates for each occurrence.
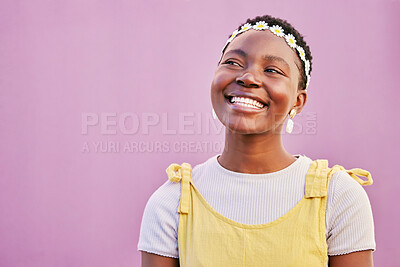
[230,96,264,109]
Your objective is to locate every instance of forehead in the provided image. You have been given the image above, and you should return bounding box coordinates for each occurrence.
[225,29,300,68]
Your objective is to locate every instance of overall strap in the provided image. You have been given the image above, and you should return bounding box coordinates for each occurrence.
[305,160,329,198]
[328,164,373,186]
[166,163,193,214]
[305,160,373,199]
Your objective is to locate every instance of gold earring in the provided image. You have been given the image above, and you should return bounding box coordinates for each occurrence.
[286,109,297,134]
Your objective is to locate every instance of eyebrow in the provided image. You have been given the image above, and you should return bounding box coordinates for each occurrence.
[263,55,290,69]
[225,49,247,58]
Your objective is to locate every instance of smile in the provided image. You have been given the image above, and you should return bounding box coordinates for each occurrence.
[225,95,269,113]
[229,96,265,109]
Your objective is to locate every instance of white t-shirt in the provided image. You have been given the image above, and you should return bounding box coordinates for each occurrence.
[138,154,375,259]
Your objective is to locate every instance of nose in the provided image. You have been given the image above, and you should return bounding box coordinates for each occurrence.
[236,71,262,88]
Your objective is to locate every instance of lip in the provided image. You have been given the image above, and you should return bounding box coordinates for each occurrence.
[224,91,269,114]
[224,95,269,114]
[225,91,269,106]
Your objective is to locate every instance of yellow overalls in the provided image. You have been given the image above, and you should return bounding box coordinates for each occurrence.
[166,159,372,267]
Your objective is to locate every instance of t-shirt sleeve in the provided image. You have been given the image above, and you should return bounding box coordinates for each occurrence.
[137,180,180,258]
[326,170,376,256]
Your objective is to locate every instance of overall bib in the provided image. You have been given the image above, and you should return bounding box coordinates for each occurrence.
[166,159,372,267]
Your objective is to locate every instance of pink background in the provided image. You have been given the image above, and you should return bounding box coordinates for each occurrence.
[1,0,399,266]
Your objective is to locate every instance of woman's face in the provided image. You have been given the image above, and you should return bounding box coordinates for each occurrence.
[211,29,305,135]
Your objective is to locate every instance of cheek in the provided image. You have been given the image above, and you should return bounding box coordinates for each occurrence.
[211,70,232,94]
[270,90,293,111]
[268,78,298,109]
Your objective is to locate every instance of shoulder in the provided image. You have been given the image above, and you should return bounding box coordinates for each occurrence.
[325,169,376,255]
[143,155,215,213]
[137,175,182,258]
[327,169,371,208]
[137,157,214,258]
[303,157,370,198]
[142,179,181,223]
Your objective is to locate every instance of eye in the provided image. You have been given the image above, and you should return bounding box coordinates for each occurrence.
[223,60,242,67]
[264,68,282,74]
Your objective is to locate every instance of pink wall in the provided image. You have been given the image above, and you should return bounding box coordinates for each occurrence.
[1,0,399,266]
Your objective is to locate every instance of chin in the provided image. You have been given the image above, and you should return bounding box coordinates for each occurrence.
[222,118,284,135]
[223,121,265,135]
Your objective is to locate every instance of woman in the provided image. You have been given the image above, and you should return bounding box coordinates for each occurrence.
[138,14,375,266]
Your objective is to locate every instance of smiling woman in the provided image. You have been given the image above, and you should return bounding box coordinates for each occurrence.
[137,14,375,267]
[212,29,304,135]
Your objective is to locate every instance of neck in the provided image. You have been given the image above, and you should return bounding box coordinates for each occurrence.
[218,129,296,174]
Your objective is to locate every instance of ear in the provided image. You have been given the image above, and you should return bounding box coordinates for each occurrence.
[293,90,307,114]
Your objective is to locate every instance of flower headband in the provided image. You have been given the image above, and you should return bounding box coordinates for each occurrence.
[221,21,311,89]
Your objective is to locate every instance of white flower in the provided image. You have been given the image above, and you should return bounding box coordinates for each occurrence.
[296,46,306,61]
[229,29,239,39]
[269,25,284,37]
[239,23,252,33]
[224,30,238,45]
[285,33,297,48]
[304,60,310,74]
[253,21,268,30]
